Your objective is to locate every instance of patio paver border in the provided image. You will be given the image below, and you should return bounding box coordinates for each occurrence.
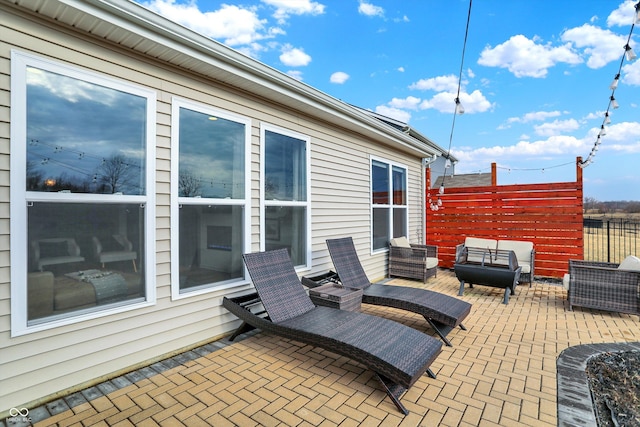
[556,341,640,426]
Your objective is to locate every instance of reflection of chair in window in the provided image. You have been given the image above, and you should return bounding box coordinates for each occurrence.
[92,235,137,272]
[32,238,85,271]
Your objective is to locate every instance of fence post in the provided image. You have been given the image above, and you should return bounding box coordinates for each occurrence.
[607,220,611,263]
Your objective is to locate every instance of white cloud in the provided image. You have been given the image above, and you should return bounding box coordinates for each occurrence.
[409,74,460,92]
[279,44,312,66]
[397,66,405,72]
[330,71,350,84]
[287,70,304,81]
[374,105,411,122]
[478,34,582,78]
[561,24,626,69]
[388,96,421,110]
[452,121,640,170]
[622,61,640,86]
[358,1,384,17]
[583,111,606,121]
[607,0,638,27]
[261,0,325,23]
[601,121,640,142]
[452,135,586,166]
[419,90,492,114]
[534,119,581,137]
[141,0,270,47]
[507,110,563,125]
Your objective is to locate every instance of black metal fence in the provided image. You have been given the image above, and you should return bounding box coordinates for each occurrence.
[583,217,640,263]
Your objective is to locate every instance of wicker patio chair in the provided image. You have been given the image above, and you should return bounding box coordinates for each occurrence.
[326,237,472,347]
[388,236,438,282]
[223,249,443,415]
[568,259,640,317]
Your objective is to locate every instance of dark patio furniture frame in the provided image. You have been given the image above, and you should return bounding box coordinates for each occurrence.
[389,243,438,282]
[455,239,535,286]
[568,259,640,317]
[326,237,471,347]
[223,249,443,415]
[454,247,522,304]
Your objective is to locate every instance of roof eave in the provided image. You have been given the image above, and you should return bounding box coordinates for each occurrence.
[6,0,437,158]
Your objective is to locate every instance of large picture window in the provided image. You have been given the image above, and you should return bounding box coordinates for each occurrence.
[261,125,310,268]
[10,52,156,335]
[171,99,250,297]
[371,158,408,251]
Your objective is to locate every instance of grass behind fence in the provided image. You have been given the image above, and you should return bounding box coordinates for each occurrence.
[583,215,640,263]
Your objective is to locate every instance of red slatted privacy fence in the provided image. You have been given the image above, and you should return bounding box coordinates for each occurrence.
[426,160,583,279]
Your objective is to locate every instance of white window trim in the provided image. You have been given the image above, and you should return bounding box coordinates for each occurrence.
[370,155,409,255]
[9,50,157,337]
[260,123,312,271]
[170,97,252,300]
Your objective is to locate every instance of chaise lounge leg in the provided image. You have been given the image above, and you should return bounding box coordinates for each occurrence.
[458,280,465,296]
[425,317,454,347]
[228,321,257,341]
[376,374,409,415]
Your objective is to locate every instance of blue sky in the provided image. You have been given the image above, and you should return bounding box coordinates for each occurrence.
[138,0,640,201]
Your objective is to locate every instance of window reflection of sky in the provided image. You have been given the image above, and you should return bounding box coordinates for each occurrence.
[372,160,389,204]
[265,130,306,201]
[26,67,146,194]
[179,108,245,199]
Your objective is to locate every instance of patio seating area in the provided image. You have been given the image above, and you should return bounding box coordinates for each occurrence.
[7,268,639,427]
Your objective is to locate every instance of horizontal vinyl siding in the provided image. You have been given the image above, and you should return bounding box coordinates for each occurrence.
[0,11,251,411]
[0,5,428,412]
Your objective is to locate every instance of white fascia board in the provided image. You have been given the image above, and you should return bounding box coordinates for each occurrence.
[14,0,436,158]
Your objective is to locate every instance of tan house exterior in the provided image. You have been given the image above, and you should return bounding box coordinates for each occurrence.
[0,0,447,414]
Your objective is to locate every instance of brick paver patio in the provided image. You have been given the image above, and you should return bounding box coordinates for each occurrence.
[4,269,639,426]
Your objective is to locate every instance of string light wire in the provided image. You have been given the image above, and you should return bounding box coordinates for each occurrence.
[580,1,638,168]
[430,0,472,211]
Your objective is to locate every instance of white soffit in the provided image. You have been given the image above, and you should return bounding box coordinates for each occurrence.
[6,0,437,157]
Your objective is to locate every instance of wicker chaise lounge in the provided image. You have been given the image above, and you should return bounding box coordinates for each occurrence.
[223,249,443,415]
[326,237,472,347]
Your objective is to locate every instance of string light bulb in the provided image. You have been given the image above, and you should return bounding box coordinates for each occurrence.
[599,125,607,137]
[610,73,620,90]
[636,1,640,24]
[604,112,611,124]
[625,44,637,61]
[610,95,619,109]
[454,97,465,115]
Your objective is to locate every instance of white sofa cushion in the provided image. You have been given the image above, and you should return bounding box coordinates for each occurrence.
[497,240,534,274]
[464,237,497,250]
[390,236,411,248]
[618,255,640,272]
[426,257,438,269]
[464,237,497,263]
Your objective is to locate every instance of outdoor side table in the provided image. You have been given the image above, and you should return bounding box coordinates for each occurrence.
[301,270,340,288]
[308,283,363,312]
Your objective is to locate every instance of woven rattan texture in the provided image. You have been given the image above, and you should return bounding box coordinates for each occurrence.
[327,237,472,330]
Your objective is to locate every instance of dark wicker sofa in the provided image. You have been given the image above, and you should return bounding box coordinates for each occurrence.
[568,259,640,317]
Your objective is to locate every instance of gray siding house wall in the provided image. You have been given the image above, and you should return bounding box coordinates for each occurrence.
[0,0,444,413]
